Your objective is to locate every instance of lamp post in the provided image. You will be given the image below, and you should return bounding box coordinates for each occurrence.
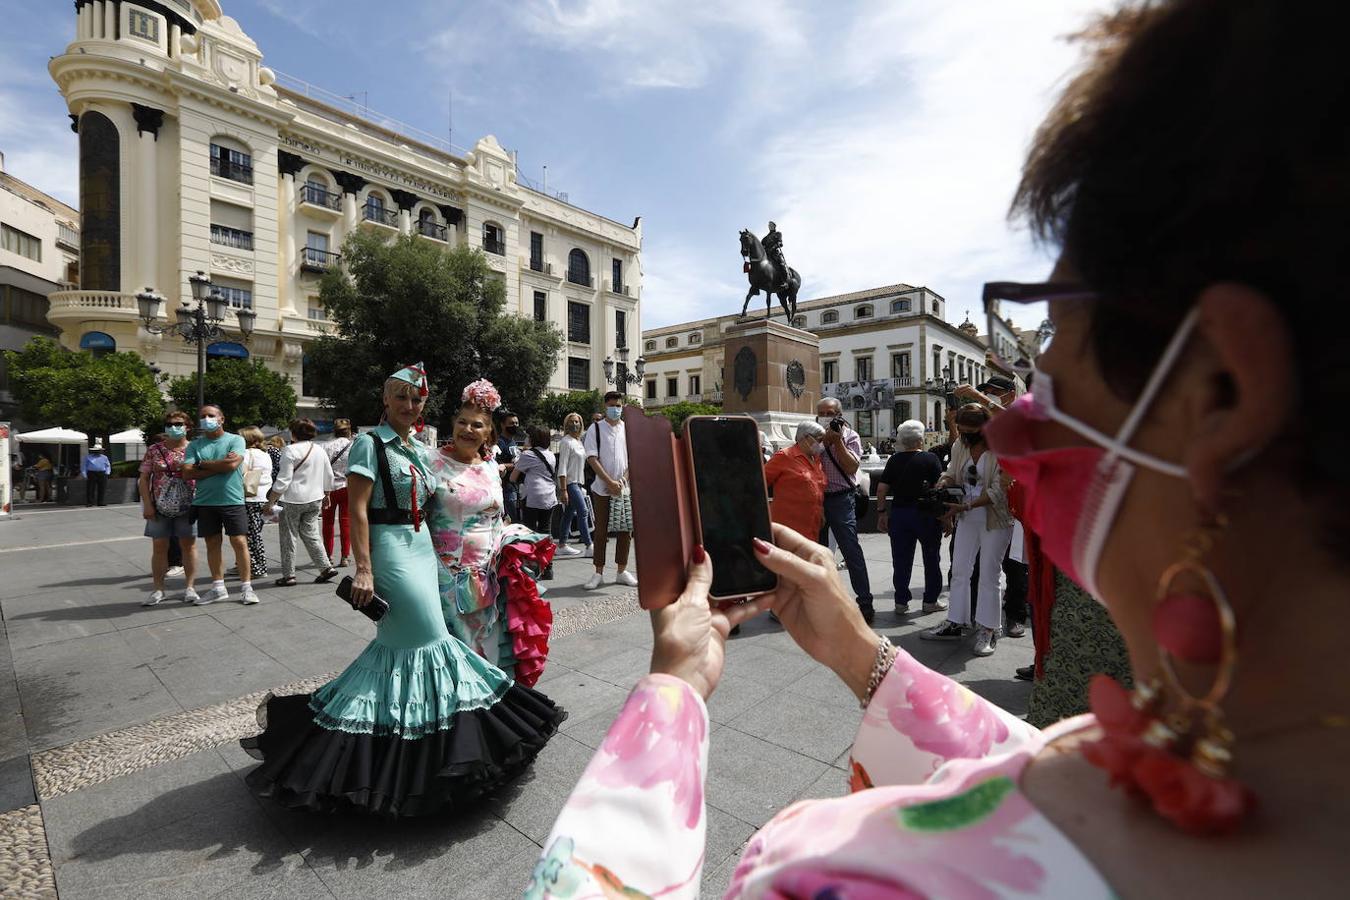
[602,344,646,395]
[137,270,256,412]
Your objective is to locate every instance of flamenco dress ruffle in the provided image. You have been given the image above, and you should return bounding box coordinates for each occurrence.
[240,635,565,816]
[498,535,555,688]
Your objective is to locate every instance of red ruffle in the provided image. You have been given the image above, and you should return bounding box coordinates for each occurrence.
[496,539,556,688]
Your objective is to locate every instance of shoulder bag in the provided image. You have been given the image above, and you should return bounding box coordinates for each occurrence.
[243,449,264,500]
[531,448,565,539]
[153,444,194,518]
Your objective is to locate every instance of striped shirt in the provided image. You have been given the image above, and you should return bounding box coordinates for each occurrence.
[821,424,863,493]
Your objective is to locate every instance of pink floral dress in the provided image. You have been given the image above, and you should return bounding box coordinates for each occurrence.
[527,650,1116,898]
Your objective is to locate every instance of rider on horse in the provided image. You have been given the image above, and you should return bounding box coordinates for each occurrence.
[762,221,789,293]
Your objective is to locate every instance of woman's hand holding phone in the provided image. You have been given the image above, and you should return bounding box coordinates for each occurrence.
[649,545,774,701]
[750,524,879,703]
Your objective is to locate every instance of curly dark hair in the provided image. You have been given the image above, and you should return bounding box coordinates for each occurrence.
[1011,0,1347,558]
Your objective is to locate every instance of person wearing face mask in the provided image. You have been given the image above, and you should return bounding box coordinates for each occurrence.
[921,404,1013,656]
[182,404,257,606]
[553,413,592,558]
[764,420,828,542]
[582,391,635,590]
[138,411,198,606]
[815,396,875,623]
[874,419,947,617]
[494,407,523,523]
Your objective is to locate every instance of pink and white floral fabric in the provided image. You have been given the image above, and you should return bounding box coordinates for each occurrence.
[527,650,1115,899]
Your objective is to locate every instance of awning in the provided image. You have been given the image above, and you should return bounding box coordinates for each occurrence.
[110,428,146,445]
[16,427,89,445]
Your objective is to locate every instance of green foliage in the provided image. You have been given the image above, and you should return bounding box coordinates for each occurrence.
[166,359,297,428]
[305,232,563,426]
[3,336,164,440]
[111,459,141,478]
[532,390,602,429]
[649,401,723,435]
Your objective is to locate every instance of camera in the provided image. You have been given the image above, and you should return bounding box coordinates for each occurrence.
[828,416,846,433]
[917,485,965,517]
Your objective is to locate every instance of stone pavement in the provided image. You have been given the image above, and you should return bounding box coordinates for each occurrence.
[0,503,1032,898]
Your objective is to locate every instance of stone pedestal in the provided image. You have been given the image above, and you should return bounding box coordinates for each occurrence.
[721,319,820,449]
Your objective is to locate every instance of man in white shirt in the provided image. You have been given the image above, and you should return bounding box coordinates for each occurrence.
[582,391,635,589]
[266,418,338,586]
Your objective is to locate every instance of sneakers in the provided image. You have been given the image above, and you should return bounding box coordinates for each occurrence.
[1014,664,1035,682]
[197,584,228,606]
[142,590,166,607]
[182,588,200,604]
[1005,621,1027,638]
[857,601,875,625]
[584,571,604,590]
[973,626,999,657]
[616,570,638,587]
[240,584,260,605]
[921,621,967,641]
[922,598,950,613]
[555,545,583,558]
[166,565,185,578]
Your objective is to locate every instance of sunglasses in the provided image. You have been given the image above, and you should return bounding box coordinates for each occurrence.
[966,463,978,486]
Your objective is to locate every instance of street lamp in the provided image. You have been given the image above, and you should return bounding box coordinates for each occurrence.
[137,270,256,412]
[602,343,646,394]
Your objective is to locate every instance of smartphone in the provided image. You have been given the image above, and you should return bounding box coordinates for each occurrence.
[335,575,390,622]
[684,415,778,601]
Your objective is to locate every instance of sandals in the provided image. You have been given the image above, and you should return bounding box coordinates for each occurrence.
[274,576,298,587]
[314,567,340,583]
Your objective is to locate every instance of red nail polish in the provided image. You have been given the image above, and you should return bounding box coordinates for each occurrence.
[752,537,771,555]
[692,544,706,564]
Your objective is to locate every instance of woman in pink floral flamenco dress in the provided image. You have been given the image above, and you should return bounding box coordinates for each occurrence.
[526,1,1350,895]
[428,379,555,688]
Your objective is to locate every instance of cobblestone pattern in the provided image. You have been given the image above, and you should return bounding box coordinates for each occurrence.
[30,590,641,801]
[0,804,57,899]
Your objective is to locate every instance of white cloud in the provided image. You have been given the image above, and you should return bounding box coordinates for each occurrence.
[0,42,78,206]
[639,234,746,328]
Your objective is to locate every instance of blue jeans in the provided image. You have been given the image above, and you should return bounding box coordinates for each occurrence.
[502,480,520,523]
[560,482,592,547]
[819,490,873,605]
[887,506,942,607]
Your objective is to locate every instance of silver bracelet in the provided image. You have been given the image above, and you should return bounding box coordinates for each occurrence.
[861,635,897,709]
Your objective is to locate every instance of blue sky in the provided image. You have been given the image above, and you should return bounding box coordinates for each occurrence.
[0,0,1109,334]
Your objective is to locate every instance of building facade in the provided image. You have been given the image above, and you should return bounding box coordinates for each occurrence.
[47,0,640,416]
[1,156,81,427]
[641,283,993,440]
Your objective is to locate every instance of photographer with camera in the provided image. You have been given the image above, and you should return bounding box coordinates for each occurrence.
[921,403,1013,656]
[815,397,874,622]
[874,419,949,617]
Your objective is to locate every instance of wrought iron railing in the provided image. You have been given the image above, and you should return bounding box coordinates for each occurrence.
[301,247,340,271]
[210,224,254,250]
[299,183,342,210]
[362,203,399,227]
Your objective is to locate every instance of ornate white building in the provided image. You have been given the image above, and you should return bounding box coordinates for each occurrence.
[47,0,641,417]
[641,284,1004,439]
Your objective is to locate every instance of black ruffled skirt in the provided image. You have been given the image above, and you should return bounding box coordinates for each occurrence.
[240,684,566,817]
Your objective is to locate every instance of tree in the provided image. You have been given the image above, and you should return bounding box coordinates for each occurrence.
[533,390,602,429]
[4,336,164,441]
[649,401,723,435]
[166,359,297,429]
[305,232,563,426]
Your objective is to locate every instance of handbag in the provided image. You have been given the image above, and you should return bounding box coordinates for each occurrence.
[824,444,871,520]
[152,444,193,517]
[243,450,263,499]
[607,485,633,535]
[529,448,565,539]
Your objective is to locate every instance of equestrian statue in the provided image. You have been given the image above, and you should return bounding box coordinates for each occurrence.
[739,221,800,321]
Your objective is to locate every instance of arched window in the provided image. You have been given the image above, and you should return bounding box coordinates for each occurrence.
[792,315,807,328]
[855,304,873,319]
[418,207,446,241]
[209,136,252,184]
[665,337,678,348]
[821,310,839,324]
[891,298,912,313]
[300,169,340,210]
[79,331,116,357]
[645,340,656,352]
[688,333,702,344]
[482,221,505,255]
[568,249,591,287]
[363,190,396,227]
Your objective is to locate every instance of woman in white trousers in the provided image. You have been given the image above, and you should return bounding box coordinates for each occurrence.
[921,404,1013,656]
[266,418,339,586]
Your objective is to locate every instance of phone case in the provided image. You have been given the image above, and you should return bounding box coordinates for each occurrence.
[623,408,697,610]
[335,575,390,622]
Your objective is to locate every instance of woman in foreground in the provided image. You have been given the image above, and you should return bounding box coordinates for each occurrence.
[240,364,564,816]
[528,1,1349,894]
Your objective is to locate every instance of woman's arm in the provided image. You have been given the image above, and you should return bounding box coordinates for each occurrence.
[347,474,375,605]
[266,447,295,505]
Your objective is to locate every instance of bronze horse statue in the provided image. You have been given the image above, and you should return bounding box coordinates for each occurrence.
[739,229,800,321]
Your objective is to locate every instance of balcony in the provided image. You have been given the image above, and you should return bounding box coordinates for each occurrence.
[45,290,141,327]
[298,183,342,214]
[567,271,595,289]
[892,376,915,388]
[56,224,80,252]
[528,258,552,275]
[210,224,254,251]
[482,236,506,255]
[361,203,399,229]
[608,281,630,297]
[416,219,448,241]
[210,157,253,184]
[301,247,340,272]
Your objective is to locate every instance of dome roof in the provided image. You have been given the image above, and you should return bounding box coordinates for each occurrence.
[957,315,979,337]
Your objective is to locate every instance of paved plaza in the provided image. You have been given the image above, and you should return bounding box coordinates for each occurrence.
[0,503,1032,898]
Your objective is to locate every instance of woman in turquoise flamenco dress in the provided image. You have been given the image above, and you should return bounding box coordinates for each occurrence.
[240,364,566,816]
